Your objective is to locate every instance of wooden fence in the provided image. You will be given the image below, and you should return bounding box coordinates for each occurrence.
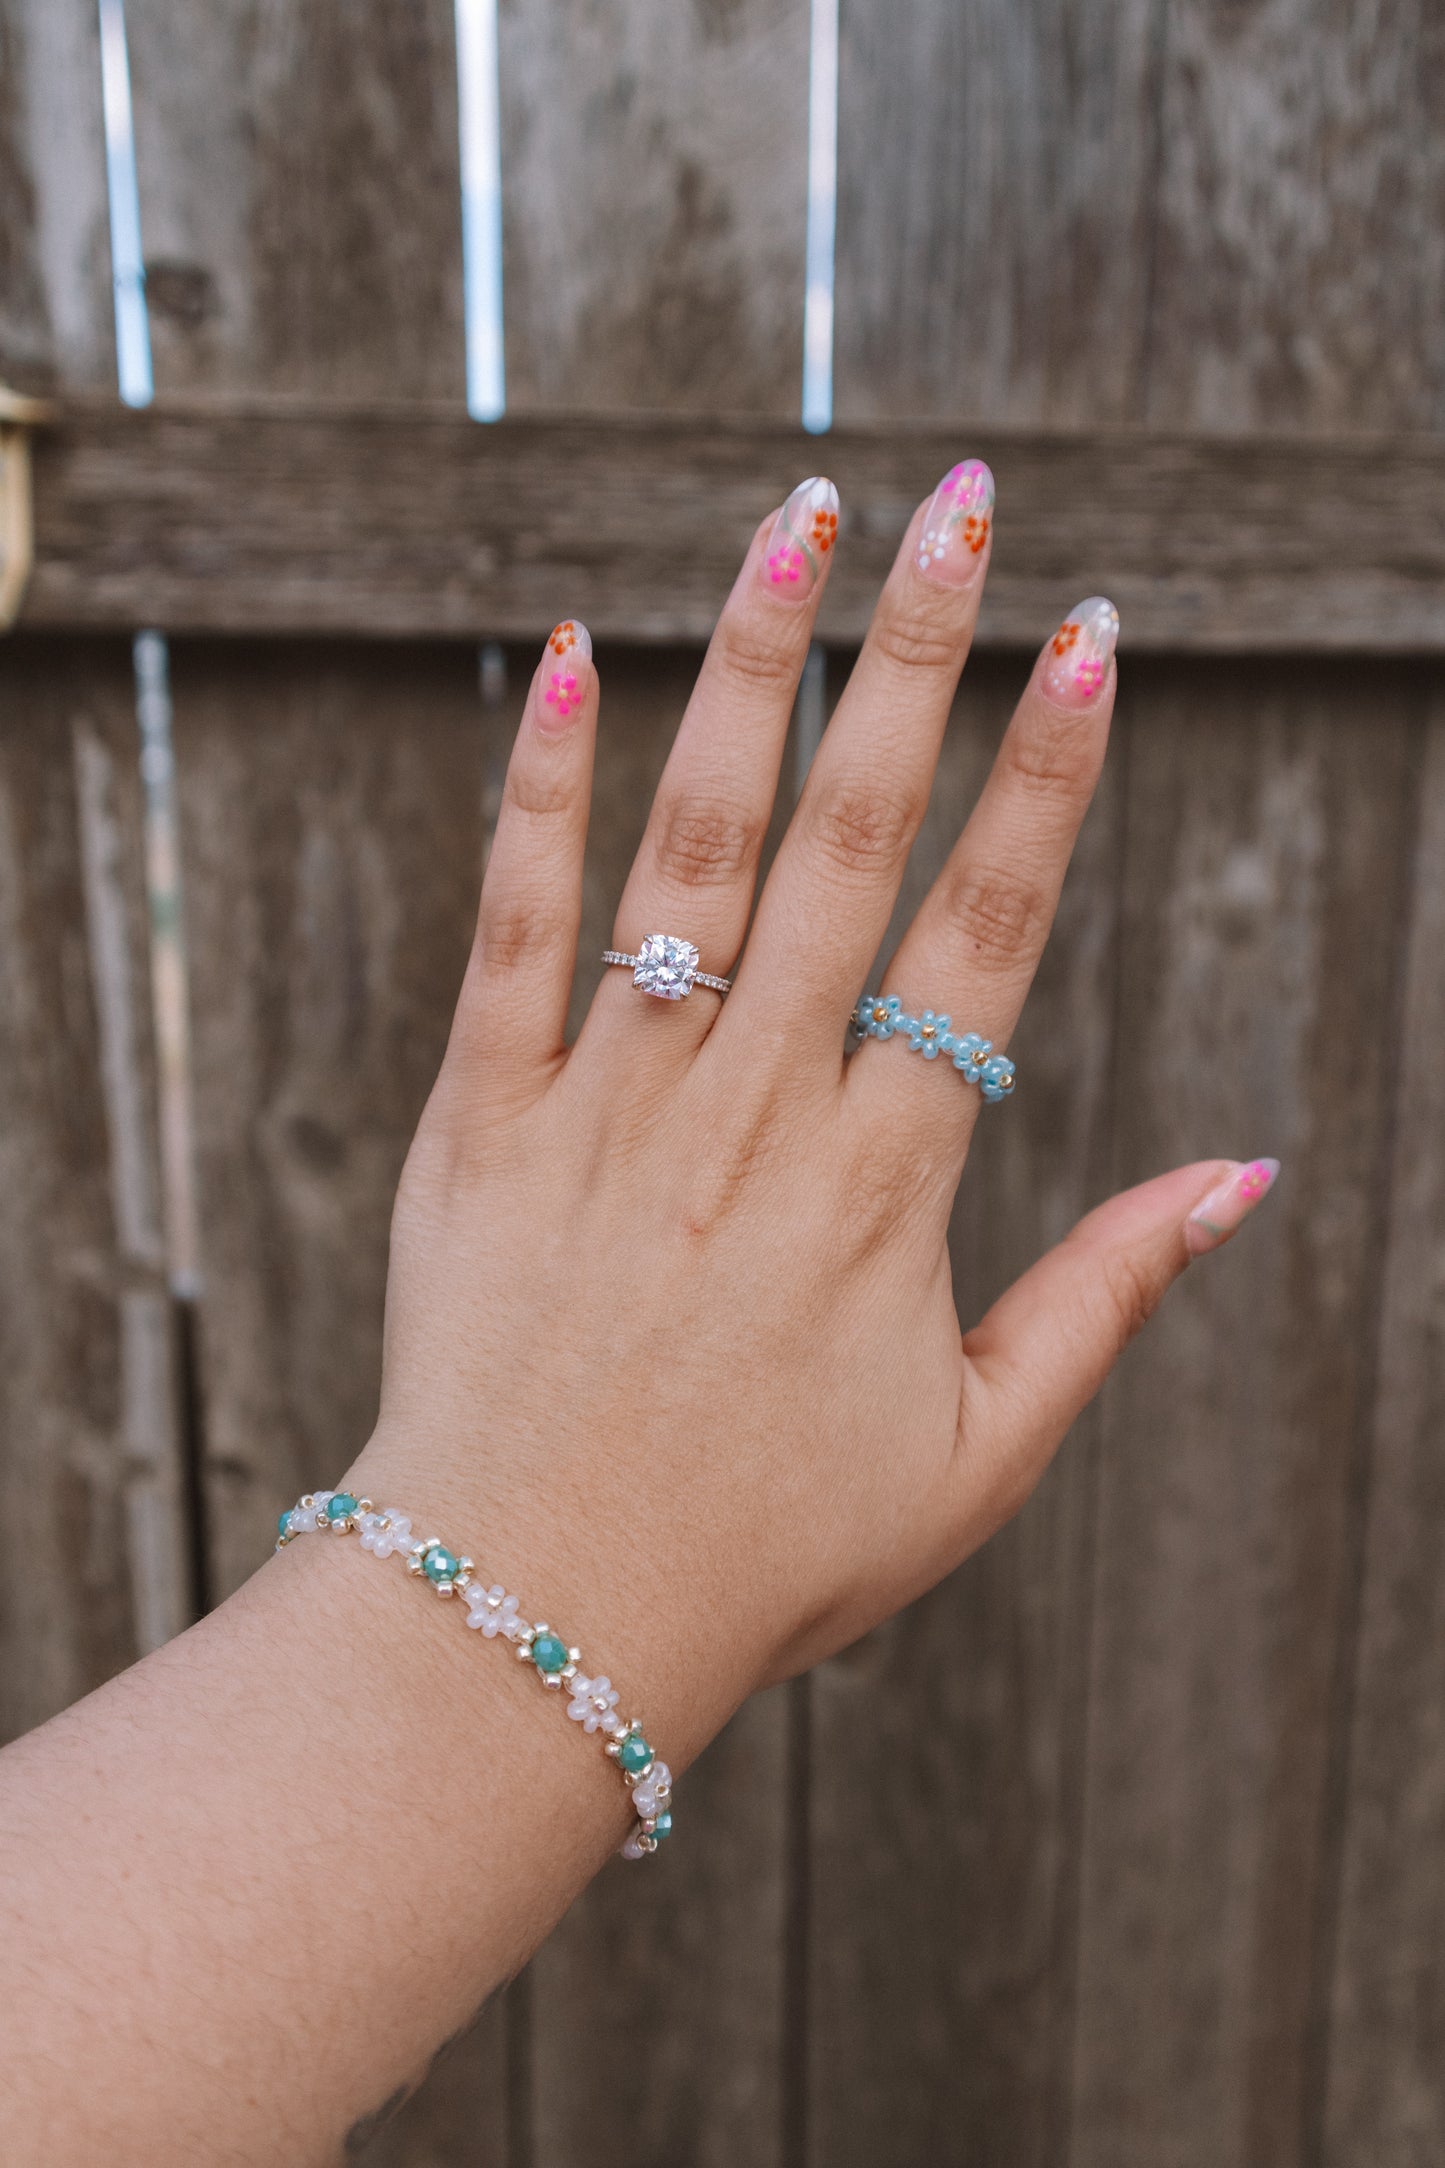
[2,2,1443,2162]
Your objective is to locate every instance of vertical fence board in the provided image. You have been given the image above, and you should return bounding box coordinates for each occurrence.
[123,0,466,398]
[0,637,184,1740]
[1070,667,1417,2168]
[832,0,1161,426]
[500,0,809,414]
[1143,0,1444,432]
[0,0,115,392]
[805,653,1121,2168]
[1321,689,1445,2164]
[123,14,506,2158]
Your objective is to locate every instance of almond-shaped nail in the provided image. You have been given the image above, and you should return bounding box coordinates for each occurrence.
[536,620,592,734]
[760,477,839,598]
[916,458,994,586]
[1185,1157,1280,1257]
[1041,596,1119,707]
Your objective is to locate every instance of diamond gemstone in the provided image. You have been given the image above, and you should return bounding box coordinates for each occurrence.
[633,934,699,999]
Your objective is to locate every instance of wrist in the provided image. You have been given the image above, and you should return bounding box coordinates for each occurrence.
[340,1423,757,1780]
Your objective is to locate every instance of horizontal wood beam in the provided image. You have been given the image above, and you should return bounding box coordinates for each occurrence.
[18,400,1445,650]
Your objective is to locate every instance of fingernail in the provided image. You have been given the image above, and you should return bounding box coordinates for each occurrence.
[760,477,839,598]
[536,620,592,734]
[915,459,994,586]
[1184,1157,1281,1258]
[1040,596,1119,707]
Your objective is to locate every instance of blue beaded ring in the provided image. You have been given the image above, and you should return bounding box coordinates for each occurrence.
[852,995,1016,1101]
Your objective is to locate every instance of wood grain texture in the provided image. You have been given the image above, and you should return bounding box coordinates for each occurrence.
[1071,664,1418,2168]
[22,404,1445,649]
[167,636,508,2161]
[123,0,466,401]
[1319,688,1444,2166]
[806,653,1122,2166]
[1145,0,1445,432]
[0,636,185,1742]
[499,0,809,413]
[0,0,115,393]
[834,0,1161,425]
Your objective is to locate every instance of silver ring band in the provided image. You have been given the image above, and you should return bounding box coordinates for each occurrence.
[603,937,731,1000]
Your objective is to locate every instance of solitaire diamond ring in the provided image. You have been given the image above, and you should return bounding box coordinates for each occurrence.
[602,935,732,1001]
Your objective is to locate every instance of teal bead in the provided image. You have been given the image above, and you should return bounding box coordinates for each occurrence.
[278,1509,293,1536]
[650,1811,673,1843]
[326,1493,358,1522]
[422,1545,459,1583]
[531,1632,569,1674]
[618,1734,654,1776]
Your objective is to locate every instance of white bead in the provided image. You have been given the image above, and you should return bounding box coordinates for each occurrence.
[631,1761,671,1818]
[620,1830,649,1862]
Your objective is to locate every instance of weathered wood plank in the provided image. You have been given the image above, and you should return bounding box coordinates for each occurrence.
[0,636,187,1741]
[1146,0,1445,432]
[1070,665,1418,2168]
[834,0,1160,426]
[0,0,115,393]
[122,0,466,401]
[1319,689,1445,2164]
[500,0,809,414]
[20,405,1445,649]
[168,635,509,2160]
[806,652,1123,2167]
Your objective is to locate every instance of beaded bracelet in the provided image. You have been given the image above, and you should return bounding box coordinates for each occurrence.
[276,1489,673,1860]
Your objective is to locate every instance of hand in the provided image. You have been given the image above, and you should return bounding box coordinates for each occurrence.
[350,466,1277,1766]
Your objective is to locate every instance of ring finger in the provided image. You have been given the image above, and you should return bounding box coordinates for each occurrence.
[849,596,1120,1162]
[581,477,839,1066]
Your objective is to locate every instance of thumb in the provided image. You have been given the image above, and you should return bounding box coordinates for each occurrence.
[958,1156,1280,1518]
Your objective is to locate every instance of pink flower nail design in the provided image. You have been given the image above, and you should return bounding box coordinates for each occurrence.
[1041,597,1119,707]
[536,620,592,733]
[915,458,995,585]
[759,477,839,598]
[1185,1157,1281,1256]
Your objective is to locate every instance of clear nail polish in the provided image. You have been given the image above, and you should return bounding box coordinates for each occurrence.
[760,477,839,597]
[1185,1157,1280,1257]
[915,459,994,586]
[536,620,591,733]
[1041,596,1120,707]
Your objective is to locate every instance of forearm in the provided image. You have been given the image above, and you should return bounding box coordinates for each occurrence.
[0,1455,744,2165]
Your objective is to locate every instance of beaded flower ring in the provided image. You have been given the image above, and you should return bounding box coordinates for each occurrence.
[851,995,1016,1101]
[277,1491,673,1860]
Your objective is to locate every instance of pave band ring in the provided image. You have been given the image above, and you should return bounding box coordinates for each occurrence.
[852,994,1017,1101]
[604,935,732,1000]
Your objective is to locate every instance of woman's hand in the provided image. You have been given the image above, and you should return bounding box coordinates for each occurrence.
[350,464,1277,1764]
[0,466,1278,2165]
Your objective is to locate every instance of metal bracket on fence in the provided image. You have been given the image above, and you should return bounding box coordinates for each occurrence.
[0,386,57,631]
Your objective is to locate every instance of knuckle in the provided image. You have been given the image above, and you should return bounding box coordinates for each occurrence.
[477,897,553,976]
[807,779,918,881]
[651,797,765,890]
[1100,1248,1162,1347]
[942,861,1050,972]
[866,607,964,678]
[713,611,806,694]
[505,761,578,822]
[1002,714,1099,804]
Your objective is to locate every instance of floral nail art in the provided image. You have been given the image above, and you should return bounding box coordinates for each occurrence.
[916,459,994,585]
[1185,1157,1281,1257]
[1041,596,1120,707]
[537,620,592,730]
[761,477,839,597]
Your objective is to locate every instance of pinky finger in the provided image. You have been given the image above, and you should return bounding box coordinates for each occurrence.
[449,622,598,1093]
[955,1156,1281,1531]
